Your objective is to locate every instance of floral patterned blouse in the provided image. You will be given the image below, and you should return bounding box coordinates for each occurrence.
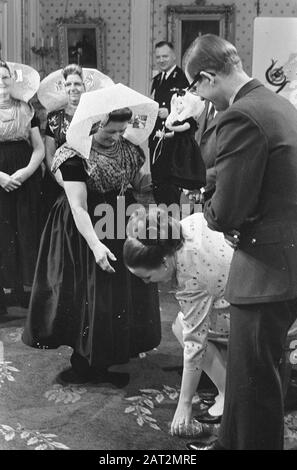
[45,109,72,148]
[175,212,233,372]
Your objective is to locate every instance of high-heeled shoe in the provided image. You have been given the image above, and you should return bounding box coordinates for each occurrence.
[194,410,222,424]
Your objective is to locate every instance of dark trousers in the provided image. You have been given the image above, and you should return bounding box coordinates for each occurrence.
[218,298,297,450]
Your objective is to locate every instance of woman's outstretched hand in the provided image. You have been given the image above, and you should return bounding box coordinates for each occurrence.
[92,242,116,273]
[170,402,192,436]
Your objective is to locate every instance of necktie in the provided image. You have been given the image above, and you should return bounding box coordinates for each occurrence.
[159,72,166,86]
[206,104,215,127]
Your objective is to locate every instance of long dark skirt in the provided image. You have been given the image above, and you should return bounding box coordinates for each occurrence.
[41,170,63,228]
[22,190,161,369]
[0,140,42,289]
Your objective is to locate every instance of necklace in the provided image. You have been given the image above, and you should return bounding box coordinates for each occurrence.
[92,138,117,156]
[92,137,127,196]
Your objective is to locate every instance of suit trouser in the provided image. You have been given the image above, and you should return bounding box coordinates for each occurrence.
[218,298,297,450]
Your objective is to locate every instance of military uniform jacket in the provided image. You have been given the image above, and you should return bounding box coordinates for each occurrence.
[149,66,189,150]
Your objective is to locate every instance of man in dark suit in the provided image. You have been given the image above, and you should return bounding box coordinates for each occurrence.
[149,41,189,205]
[185,34,297,450]
[195,100,220,200]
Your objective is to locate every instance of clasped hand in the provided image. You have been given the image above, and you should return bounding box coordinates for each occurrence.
[0,172,22,192]
[92,242,117,273]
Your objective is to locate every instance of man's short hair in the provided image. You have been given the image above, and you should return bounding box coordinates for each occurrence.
[155,41,174,50]
[186,34,242,78]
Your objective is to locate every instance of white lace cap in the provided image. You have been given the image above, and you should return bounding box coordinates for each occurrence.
[6,62,40,103]
[66,83,159,158]
[37,68,114,112]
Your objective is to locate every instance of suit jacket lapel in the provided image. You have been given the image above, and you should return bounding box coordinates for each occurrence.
[203,114,219,135]
[196,101,210,143]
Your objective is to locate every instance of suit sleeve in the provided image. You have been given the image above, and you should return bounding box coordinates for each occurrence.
[204,109,268,233]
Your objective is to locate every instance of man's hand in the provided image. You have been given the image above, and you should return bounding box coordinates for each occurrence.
[158,107,169,120]
[183,188,204,204]
[224,229,240,249]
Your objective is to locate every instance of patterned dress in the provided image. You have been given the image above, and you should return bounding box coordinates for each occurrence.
[175,213,232,372]
[23,137,161,371]
[0,99,42,289]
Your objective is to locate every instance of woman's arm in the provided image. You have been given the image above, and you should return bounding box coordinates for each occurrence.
[11,127,45,183]
[63,180,116,273]
[0,172,22,192]
[170,287,212,435]
[171,367,202,436]
[45,135,57,172]
[45,135,64,187]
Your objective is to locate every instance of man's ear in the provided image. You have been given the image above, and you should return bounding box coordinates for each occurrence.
[200,71,215,85]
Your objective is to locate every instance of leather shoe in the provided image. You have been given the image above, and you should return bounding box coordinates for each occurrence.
[194,401,212,417]
[194,411,222,424]
[186,439,225,451]
[200,397,216,406]
[56,367,91,384]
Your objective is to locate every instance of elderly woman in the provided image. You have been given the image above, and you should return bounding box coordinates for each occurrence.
[0,60,44,314]
[39,64,112,218]
[123,208,232,435]
[22,95,161,387]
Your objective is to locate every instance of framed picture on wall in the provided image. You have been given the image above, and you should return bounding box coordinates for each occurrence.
[167,5,235,68]
[57,11,106,71]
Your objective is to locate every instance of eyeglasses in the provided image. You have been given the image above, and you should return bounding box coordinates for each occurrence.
[187,71,216,94]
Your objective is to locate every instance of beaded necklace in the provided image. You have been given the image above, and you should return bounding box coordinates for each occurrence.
[92,138,128,196]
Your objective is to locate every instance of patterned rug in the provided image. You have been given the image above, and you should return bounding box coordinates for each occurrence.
[1,286,297,451]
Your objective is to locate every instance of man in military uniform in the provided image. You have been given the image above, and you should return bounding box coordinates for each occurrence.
[149,41,189,205]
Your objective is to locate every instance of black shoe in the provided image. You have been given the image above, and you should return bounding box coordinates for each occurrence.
[194,411,222,424]
[186,439,225,451]
[56,367,92,385]
[91,370,130,388]
[194,402,213,417]
[200,397,216,406]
